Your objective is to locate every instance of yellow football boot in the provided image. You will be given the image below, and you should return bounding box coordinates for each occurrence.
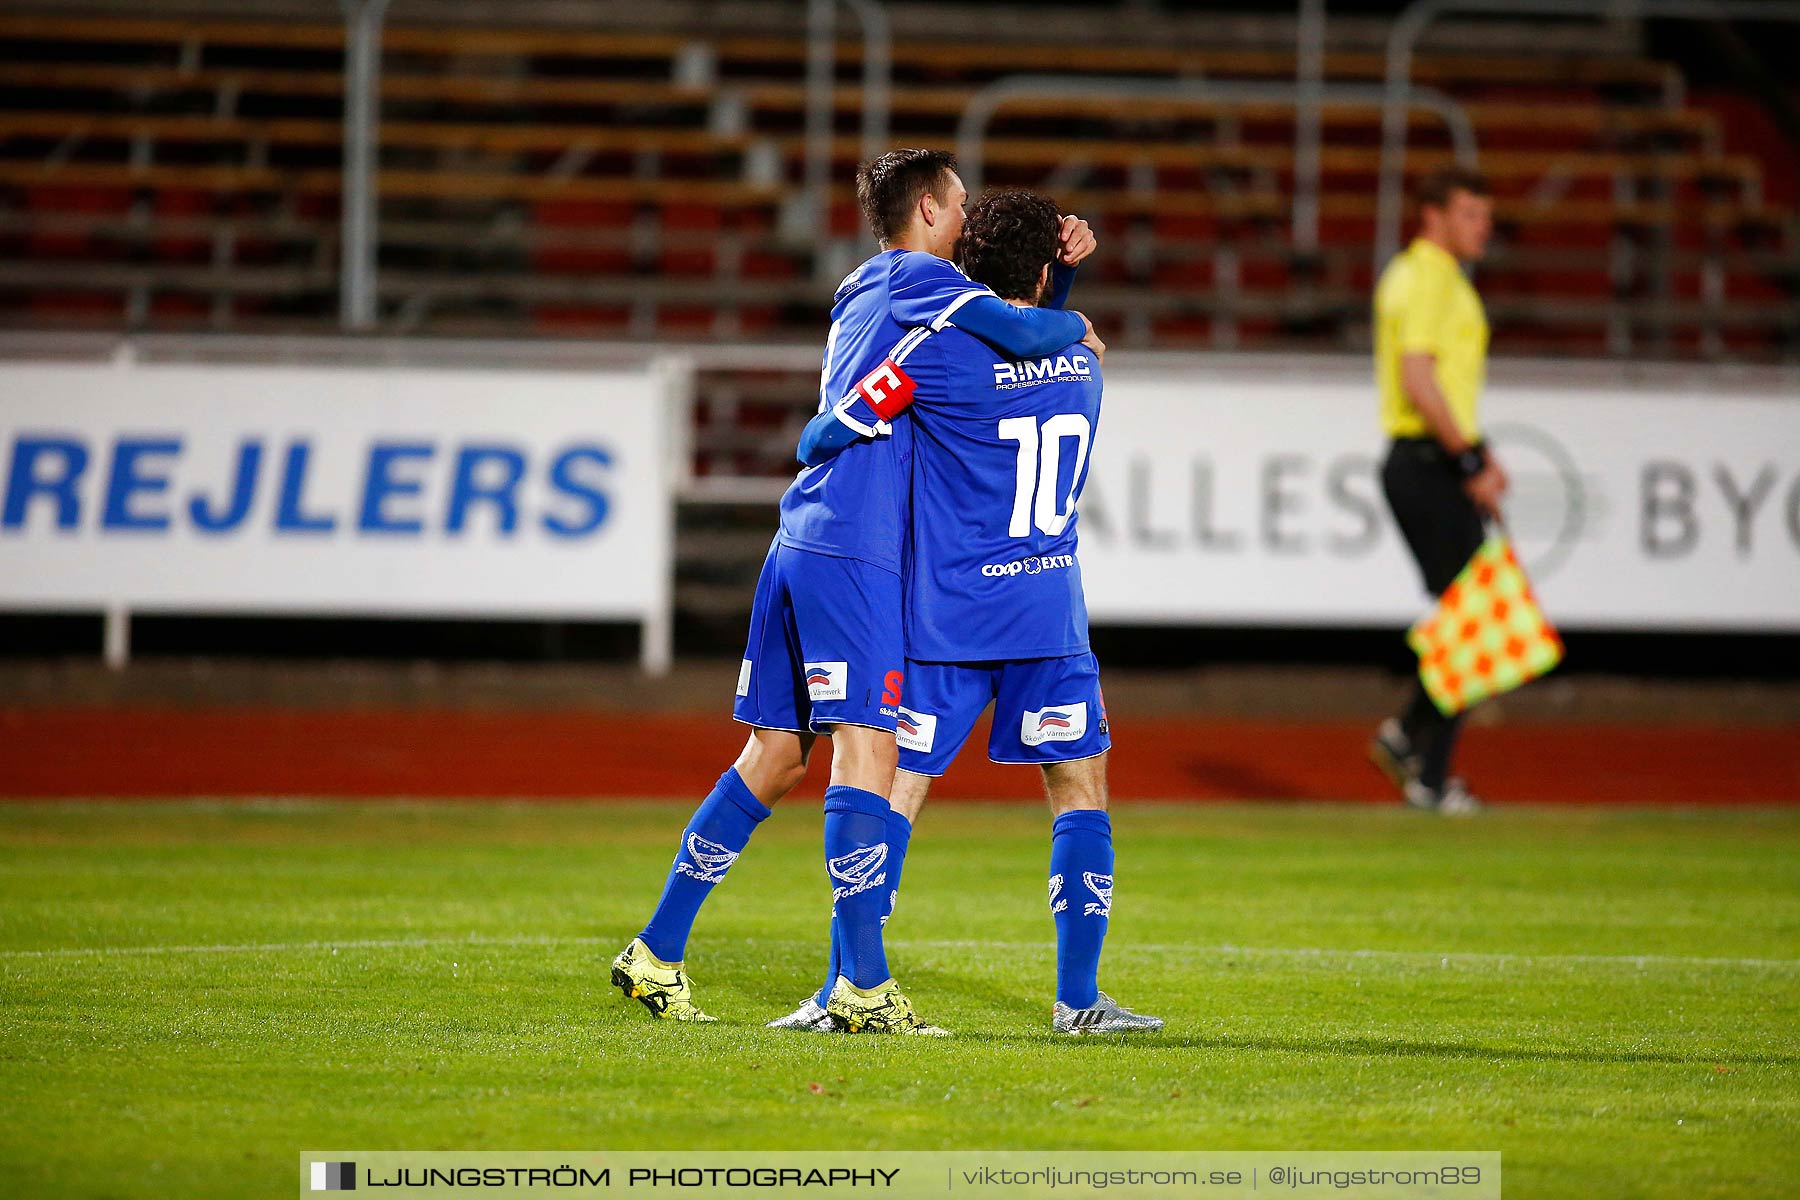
[824,976,948,1036]
[610,938,716,1022]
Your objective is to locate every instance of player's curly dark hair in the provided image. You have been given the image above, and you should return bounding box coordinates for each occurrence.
[856,148,958,247]
[957,189,1060,304]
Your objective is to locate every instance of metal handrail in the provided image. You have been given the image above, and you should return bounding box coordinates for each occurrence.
[842,0,891,166]
[338,0,390,332]
[957,74,1477,199]
[1377,0,1800,269]
[1292,0,1329,257]
[802,0,891,268]
[340,0,890,321]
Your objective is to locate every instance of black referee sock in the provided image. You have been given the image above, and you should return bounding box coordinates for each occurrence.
[1398,681,1463,792]
[1418,713,1464,793]
[1399,681,1438,750]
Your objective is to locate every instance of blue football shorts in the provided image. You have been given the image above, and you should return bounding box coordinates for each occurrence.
[731,538,905,736]
[893,652,1111,777]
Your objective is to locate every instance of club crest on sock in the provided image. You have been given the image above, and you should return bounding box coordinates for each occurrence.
[1048,873,1067,914]
[827,843,889,901]
[676,833,740,883]
[1082,871,1113,916]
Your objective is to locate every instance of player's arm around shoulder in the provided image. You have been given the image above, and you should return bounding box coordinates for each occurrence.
[887,249,989,329]
[952,293,1103,378]
[795,404,884,467]
[796,323,946,468]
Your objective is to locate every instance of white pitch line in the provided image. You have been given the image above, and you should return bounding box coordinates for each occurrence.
[1,934,1794,971]
[0,934,602,960]
[904,939,1800,971]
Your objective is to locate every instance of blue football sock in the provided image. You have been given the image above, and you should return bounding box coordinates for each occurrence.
[816,917,841,1010]
[638,768,770,962]
[817,807,911,1006]
[1049,808,1113,1009]
[822,784,894,989]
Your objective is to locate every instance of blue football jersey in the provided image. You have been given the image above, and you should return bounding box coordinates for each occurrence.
[900,327,1103,663]
[776,249,992,574]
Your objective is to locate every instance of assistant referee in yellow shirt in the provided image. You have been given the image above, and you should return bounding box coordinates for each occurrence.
[1369,166,1509,815]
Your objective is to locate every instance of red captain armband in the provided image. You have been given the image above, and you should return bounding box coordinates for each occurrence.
[853,358,917,420]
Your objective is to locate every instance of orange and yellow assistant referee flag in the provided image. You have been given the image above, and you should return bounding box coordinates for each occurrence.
[1407,536,1563,716]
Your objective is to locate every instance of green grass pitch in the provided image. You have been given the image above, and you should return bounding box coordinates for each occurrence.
[2,800,1796,1198]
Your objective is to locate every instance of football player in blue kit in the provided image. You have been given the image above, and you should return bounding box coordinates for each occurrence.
[773,189,1161,1037]
[612,151,1101,1034]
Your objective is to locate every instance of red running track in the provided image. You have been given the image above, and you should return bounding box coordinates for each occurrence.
[2,708,1795,804]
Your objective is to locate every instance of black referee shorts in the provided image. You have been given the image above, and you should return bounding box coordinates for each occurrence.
[1381,437,1487,598]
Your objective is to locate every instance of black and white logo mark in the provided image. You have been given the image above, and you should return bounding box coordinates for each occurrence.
[311,1162,356,1192]
[676,833,740,883]
[828,844,890,900]
[1082,871,1113,917]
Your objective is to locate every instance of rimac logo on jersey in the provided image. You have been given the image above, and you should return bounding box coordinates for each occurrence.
[992,353,1093,391]
[827,843,889,901]
[1020,701,1089,746]
[1082,871,1113,917]
[804,660,848,702]
[895,706,938,754]
[676,833,740,883]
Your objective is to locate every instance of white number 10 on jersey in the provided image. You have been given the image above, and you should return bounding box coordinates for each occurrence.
[999,414,1092,538]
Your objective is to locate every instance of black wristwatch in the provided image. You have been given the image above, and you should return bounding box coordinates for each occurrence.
[1453,442,1488,481]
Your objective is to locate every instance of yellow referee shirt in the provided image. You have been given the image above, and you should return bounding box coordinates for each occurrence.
[1375,237,1489,441]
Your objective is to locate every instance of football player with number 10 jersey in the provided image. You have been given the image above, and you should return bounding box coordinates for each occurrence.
[614,152,1101,1034]
[780,190,1161,1037]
